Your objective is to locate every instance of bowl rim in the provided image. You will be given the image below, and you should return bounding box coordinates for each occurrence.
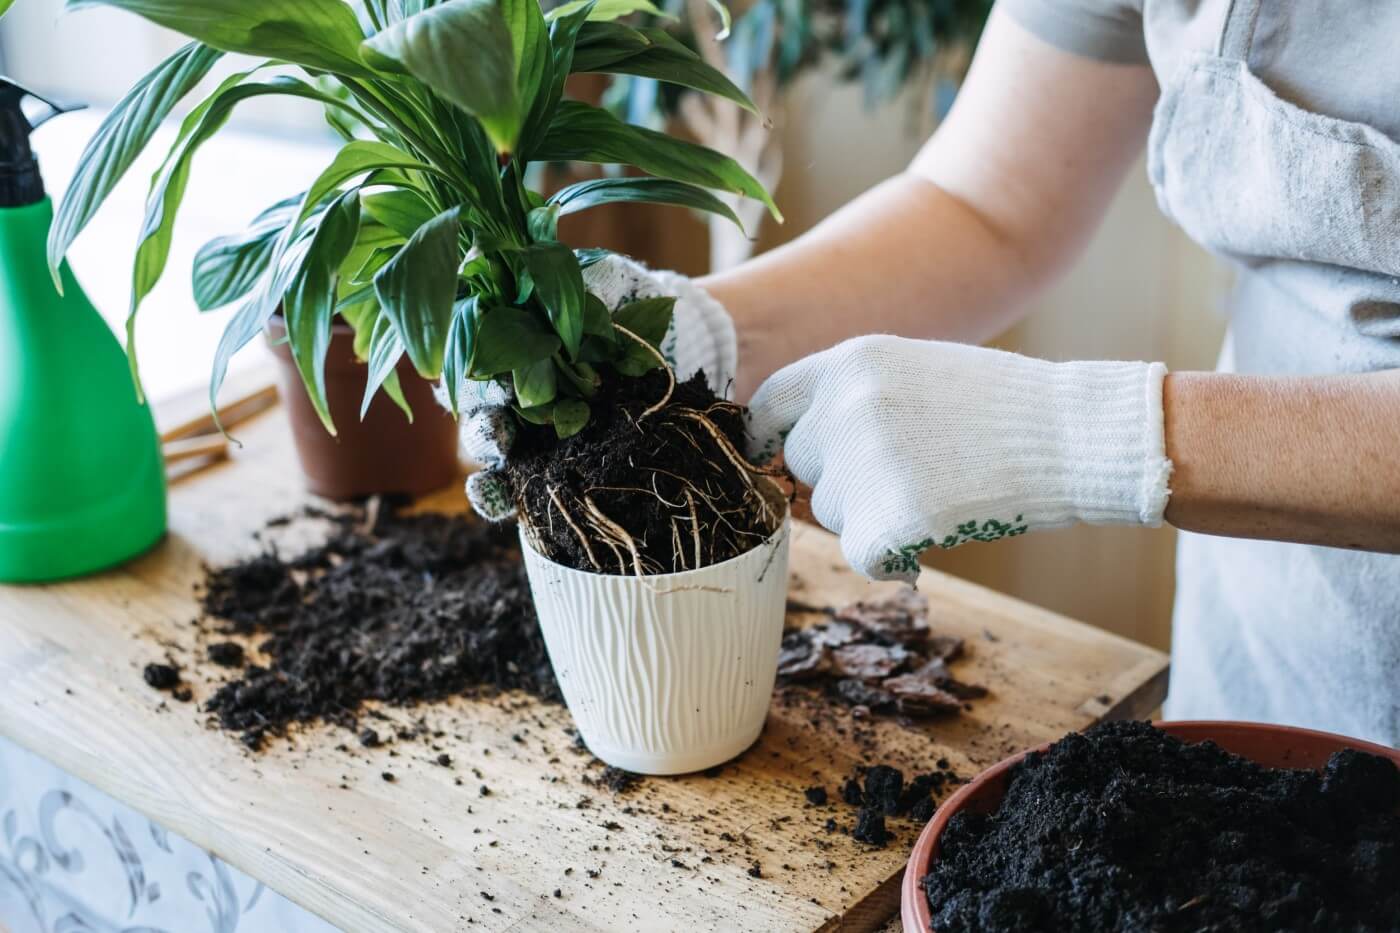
[900,719,1400,932]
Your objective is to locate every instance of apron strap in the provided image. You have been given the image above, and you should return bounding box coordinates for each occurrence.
[1217,0,1263,61]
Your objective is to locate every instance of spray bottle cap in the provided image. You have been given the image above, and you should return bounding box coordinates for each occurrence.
[0,78,84,208]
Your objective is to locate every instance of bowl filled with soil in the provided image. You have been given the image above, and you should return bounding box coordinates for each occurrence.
[901,720,1400,932]
[510,370,791,775]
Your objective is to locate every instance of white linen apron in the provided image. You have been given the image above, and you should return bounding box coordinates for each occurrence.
[1152,0,1400,744]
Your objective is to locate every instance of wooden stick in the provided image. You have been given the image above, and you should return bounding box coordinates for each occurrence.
[160,383,278,443]
[161,434,229,465]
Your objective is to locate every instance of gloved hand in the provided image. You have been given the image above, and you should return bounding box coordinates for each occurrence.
[440,255,737,520]
[745,335,1172,583]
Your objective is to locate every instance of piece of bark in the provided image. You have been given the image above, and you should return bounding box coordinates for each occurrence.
[831,643,911,681]
[834,587,932,645]
[833,678,896,712]
[882,675,964,716]
[777,639,829,680]
[808,619,862,650]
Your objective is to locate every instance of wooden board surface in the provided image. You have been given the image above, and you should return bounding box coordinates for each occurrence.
[0,405,1168,932]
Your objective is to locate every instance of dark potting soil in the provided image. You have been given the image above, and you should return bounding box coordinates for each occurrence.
[198,506,556,750]
[504,370,781,575]
[923,720,1400,932]
[779,589,987,720]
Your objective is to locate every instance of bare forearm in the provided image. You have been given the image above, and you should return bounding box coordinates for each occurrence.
[703,174,1040,399]
[1164,371,1400,551]
[699,9,1159,400]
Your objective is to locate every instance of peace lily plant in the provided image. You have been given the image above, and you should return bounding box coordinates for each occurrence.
[49,0,778,438]
[53,0,793,774]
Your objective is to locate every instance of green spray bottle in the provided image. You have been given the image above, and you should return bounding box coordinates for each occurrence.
[0,79,165,582]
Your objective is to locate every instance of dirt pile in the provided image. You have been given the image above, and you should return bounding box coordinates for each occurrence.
[197,506,554,749]
[923,720,1400,932]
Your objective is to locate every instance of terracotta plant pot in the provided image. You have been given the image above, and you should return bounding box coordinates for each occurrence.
[901,720,1400,931]
[265,317,459,501]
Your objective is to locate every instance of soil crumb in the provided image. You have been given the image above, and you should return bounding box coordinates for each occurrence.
[198,506,554,749]
[505,370,781,575]
[143,662,180,690]
[924,720,1400,932]
[778,588,986,719]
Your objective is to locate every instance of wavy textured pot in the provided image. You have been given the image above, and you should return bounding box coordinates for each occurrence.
[265,317,459,501]
[520,497,791,775]
[901,720,1400,931]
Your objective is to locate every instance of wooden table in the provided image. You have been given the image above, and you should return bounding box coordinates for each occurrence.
[0,404,1168,932]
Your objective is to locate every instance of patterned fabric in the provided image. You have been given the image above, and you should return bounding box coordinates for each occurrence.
[0,736,339,933]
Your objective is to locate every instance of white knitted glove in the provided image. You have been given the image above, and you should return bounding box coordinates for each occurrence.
[746,335,1172,583]
[440,255,737,520]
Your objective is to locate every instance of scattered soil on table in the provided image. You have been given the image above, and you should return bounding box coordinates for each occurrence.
[923,720,1400,932]
[826,760,964,849]
[194,505,554,750]
[504,370,784,575]
[778,588,987,719]
[142,662,180,690]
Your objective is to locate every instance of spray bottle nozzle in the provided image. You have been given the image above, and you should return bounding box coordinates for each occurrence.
[0,78,86,208]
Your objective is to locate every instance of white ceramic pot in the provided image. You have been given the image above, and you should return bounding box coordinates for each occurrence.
[520,501,791,775]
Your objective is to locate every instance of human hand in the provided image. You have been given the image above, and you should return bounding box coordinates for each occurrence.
[745,335,1172,582]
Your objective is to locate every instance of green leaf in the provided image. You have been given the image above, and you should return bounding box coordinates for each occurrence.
[553,398,590,437]
[568,20,650,72]
[283,189,361,434]
[301,141,436,227]
[518,0,593,157]
[361,306,407,420]
[67,0,369,76]
[502,0,551,119]
[47,43,222,290]
[535,101,781,222]
[546,0,668,23]
[556,357,600,396]
[441,297,481,415]
[514,403,554,425]
[550,177,743,229]
[362,0,521,153]
[527,203,559,242]
[373,205,461,378]
[470,306,561,376]
[381,369,415,422]
[191,193,297,311]
[512,358,557,408]
[573,24,755,113]
[362,188,435,238]
[129,74,351,394]
[522,241,585,358]
[581,292,614,338]
[209,235,311,431]
[613,296,674,346]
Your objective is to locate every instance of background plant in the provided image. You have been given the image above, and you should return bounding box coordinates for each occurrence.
[601,0,990,269]
[48,0,779,438]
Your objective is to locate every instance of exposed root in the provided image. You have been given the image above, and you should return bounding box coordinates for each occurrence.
[671,407,786,478]
[585,496,646,577]
[685,489,701,569]
[614,324,674,419]
[548,486,601,573]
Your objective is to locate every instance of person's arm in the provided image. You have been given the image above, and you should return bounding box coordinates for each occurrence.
[703,7,1161,400]
[1164,371,1400,551]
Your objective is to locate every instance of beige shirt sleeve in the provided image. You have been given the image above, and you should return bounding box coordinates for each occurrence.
[997,0,1148,65]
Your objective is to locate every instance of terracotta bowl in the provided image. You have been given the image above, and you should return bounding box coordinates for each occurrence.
[901,720,1400,932]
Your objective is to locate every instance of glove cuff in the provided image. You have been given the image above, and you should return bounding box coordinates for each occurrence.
[1036,359,1172,528]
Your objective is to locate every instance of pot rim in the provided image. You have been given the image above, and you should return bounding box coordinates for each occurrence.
[900,719,1400,932]
[517,477,791,583]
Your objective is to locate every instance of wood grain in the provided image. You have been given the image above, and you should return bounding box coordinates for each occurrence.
[0,406,1168,932]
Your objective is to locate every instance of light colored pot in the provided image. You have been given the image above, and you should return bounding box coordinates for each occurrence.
[520,500,791,775]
